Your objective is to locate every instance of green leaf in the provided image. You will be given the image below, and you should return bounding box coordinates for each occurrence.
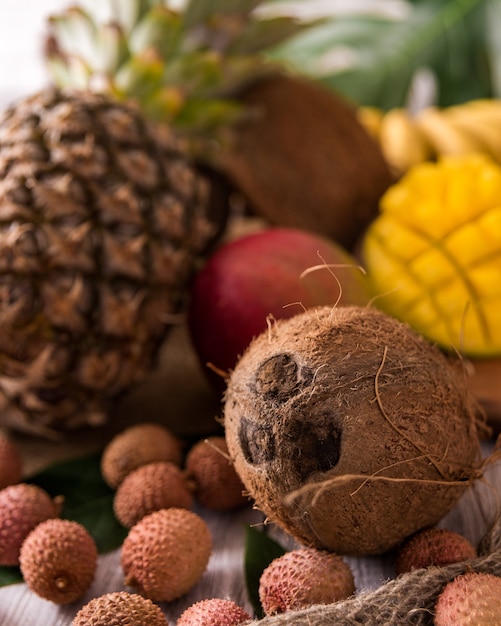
[244,525,286,618]
[0,567,23,588]
[269,0,497,109]
[486,0,501,95]
[29,453,127,554]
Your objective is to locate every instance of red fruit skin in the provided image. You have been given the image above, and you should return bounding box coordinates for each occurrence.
[188,227,370,394]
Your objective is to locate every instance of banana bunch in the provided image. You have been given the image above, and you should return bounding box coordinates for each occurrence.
[358,99,501,177]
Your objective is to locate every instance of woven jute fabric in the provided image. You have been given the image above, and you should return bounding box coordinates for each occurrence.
[249,514,501,626]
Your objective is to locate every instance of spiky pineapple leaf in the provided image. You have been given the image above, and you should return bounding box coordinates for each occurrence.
[47,7,97,63]
[244,525,287,618]
[182,0,263,30]
[128,5,183,61]
[45,0,317,139]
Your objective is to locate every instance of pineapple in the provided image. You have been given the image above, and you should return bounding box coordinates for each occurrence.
[0,0,310,436]
[0,87,213,436]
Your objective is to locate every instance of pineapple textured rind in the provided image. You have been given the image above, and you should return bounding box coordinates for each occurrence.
[0,87,213,436]
[363,154,501,357]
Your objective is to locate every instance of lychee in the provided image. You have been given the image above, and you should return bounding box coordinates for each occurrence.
[185,437,247,510]
[434,572,501,625]
[0,483,61,566]
[113,461,193,528]
[0,430,23,489]
[121,507,212,602]
[258,547,355,615]
[101,422,183,488]
[72,591,169,626]
[396,528,477,575]
[19,518,98,604]
[176,598,252,626]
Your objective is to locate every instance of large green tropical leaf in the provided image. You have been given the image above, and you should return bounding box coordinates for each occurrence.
[268,0,499,109]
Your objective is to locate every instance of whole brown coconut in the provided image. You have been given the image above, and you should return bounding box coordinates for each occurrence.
[224,306,483,556]
[220,74,394,250]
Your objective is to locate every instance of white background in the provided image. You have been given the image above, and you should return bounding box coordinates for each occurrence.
[0,1,69,106]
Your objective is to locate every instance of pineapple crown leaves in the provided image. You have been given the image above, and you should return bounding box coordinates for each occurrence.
[45,0,319,141]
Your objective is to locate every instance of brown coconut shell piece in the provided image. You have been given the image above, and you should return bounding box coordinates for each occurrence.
[219,74,394,250]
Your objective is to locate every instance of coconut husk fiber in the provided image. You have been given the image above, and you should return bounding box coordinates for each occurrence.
[246,512,501,626]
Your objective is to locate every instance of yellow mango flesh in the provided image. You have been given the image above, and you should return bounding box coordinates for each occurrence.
[363,155,501,357]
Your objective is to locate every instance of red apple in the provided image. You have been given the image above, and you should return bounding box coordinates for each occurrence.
[187,227,371,394]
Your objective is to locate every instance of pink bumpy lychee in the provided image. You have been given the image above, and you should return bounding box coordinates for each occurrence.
[72,591,169,625]
[176,598,252,626]
[434,572,501,625]
[259,547,355,615]
[185,437,247,510]
[395,528,477,575]
[0,483,60,566]
[19,518,98,603]
[121,507,212,602]
[113,461,193,528]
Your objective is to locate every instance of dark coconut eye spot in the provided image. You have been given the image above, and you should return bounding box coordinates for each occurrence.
[253,353,313,402]
[238,416,276,466]
[286,413,342,482]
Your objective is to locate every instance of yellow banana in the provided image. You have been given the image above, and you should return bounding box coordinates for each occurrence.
[444,103,501,162]
[357,106,384,139]
[414,106,480,157]
[460,99,501,126]
[378,108,431,175]
[358,99,501,173]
